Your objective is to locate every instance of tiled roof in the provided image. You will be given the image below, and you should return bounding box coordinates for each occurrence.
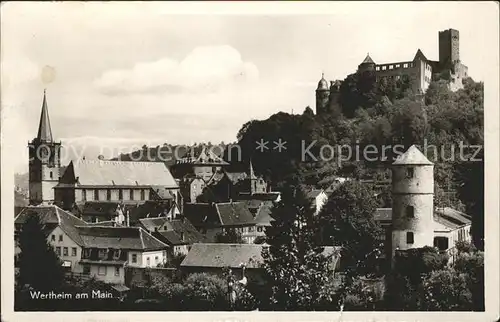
[126,201,176,224]
[62,159,178,188]
[183,202,255,227]
[15,205,88,246]
[254,202,274,226]
[81,202,120,217]
[181,243,264,269]
[87,221,121,227]
[181,244,341,269]
[216,202,255,226]
[75,226,168,251]
[154,219,206,245]
[138,217,170,232]
[393,145,433,165]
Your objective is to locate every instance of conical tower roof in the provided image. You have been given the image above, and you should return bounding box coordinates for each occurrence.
[361,53,375,64]
[393,145,433,165]
[37,90,53,142]
[317,73,329,90]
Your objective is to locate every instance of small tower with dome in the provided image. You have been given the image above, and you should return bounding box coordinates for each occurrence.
[391,145,434,262]
[315,73,330,115]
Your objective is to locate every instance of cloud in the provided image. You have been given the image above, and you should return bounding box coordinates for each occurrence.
[94,45,259,95]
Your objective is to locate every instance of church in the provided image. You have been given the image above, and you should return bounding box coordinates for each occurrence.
[27,91,182,216]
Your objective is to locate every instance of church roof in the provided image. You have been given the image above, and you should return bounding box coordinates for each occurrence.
[393,145,433,165]
[66,159,178,188]
[37,90,53,142]
[361,53,375,64]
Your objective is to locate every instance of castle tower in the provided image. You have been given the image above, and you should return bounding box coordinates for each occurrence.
[28,90,62,205]
[315,73,330,115]
[358,53,376,73]
[391,145,434,261]
[439,29,460,68]
[329,80,342,115]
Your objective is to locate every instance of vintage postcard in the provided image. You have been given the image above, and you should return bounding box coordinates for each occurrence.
[1,2,499,322]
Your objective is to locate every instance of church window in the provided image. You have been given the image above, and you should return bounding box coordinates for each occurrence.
[406,206,414,218]
[406,232,414,244]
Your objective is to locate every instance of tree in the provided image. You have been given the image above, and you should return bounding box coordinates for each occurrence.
[420,269,473,311]
[17,213,65,292]
[262,187,334,310]
[215,229,245,244]
[318,180,382,277]
[182,273,228,310]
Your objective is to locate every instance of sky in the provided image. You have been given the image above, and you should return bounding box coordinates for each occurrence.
[1,2,498,174]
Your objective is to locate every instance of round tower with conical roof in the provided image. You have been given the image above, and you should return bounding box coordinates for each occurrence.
[315,73,330,115]
[391,145,434,260]
[358,53,376,73]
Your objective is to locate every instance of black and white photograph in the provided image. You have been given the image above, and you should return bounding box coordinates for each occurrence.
[1,2,498,321]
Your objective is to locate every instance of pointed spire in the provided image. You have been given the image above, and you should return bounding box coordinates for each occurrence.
[249,158,257,179]
[361,53,375,64]
[37,89,53,142]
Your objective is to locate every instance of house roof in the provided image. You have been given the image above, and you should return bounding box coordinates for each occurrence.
[60,159,178,188]
[216,202,255,226]
[15,205,88,246]
[253,202,274,226]
[181,243,265,269]
[154,219,206,245]
[413,49,428,62]
[393,145,433,165]
[183,202,255,227]
[181,244,341,269]
[75,226,168,251]
[81,202,121,217]
[138,217,170,232]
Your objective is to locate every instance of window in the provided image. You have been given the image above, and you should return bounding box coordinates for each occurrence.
[83,249,91,258]
[406,206,414,218]
[389,65,393,70]
[382,66,386,70]
[257,227,263,232]
[403,63,408,68]
[71,247,77,257]
[55,247,61,256]
[59,235,63,242]
[50,171,53,179]
[147,257,151,267]
[406,231,414,244]
[63,247,68,256]
[375,66,380,71]
[115,267,120,276]
[113,249,121,260]
[107,189,111,201]
[155,256,159,264]
[98,249,107,259]
[395,64,401,68]
[83,265,91,275]
[98,266,106,276]
[406,167,414,178]
[82,189,87,201]
[130,189,134,200]
[434,236,449,251]
[140,189,145,200]
[51,235,55,241]
[118,189,123,200]
[132,254,137,263]
[94,190,99,201]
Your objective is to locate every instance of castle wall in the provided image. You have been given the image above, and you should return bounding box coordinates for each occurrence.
[374,60,433,94]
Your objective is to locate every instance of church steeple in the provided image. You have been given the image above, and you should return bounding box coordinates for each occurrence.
[249,159,257,180]
[37,89,53,142]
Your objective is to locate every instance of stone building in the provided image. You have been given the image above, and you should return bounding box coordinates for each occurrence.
[391,145,435,260]
[316,28,469,115]
[28,90,62,205]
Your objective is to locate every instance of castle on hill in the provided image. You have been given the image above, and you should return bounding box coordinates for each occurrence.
[316,28,469,115]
